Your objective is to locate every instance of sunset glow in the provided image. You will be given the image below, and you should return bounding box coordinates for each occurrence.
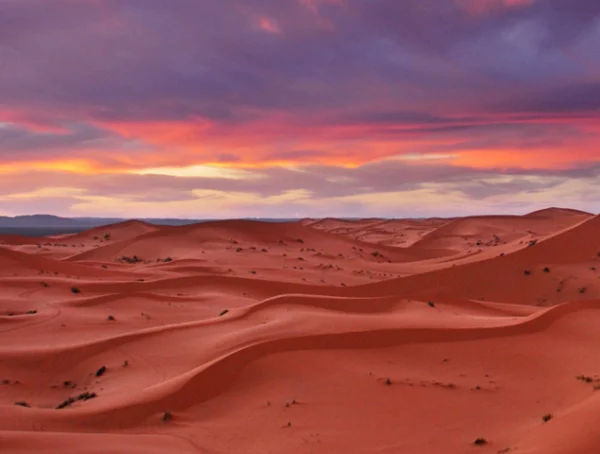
[0,0,599,217]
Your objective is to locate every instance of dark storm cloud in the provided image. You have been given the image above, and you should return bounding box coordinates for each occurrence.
[1,0,599,129]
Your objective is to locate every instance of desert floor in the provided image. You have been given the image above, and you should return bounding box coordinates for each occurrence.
[2,207,600,453]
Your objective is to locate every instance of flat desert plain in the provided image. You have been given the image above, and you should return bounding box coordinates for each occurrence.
[2,207,600,453]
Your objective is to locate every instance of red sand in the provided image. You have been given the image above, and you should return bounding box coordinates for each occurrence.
[2,207,600,453]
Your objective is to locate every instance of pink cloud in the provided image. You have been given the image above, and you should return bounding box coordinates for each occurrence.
[258,16,282,34]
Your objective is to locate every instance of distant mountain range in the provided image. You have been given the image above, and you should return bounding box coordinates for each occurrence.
[0,215,300,228]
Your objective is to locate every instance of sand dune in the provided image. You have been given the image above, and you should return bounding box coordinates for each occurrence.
[1,209,600,453]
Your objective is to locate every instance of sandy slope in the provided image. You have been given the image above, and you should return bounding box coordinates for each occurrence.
[1,207,600,453]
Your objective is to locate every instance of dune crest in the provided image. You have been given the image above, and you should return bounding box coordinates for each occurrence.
[1,209,599,453]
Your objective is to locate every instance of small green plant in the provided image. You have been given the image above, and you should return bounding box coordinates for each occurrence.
[542,413,553,423]
[104,233,111,240]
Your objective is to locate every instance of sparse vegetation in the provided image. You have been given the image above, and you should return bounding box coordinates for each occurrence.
[427,301,435,308]
[107,315,115,321]
[473,438,487,446]
[119,255,142,264]
[162,411,172,421]
[543,267,550,273]
[104,233,111,240]
[27,310,37,315]
[542,413,553,423]
[576,375,593,383]
[95,366,107,377]
[524,270,532,276]
[71,286,81,294]
[385,378,392,385]
[56,391,97,409]
[579,287,587,294]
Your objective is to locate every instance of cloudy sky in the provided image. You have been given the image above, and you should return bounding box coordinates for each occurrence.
[1,0,599,218]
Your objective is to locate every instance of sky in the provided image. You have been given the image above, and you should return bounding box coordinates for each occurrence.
[1,0,599,218]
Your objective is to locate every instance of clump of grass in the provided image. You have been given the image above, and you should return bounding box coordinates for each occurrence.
[162,411,172,422]
[542,413,553,423]
[104,233,111,240]
[219,309,229,316]
[56,392,96,409]
[473,438,487,446]
[71,287,81,294]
